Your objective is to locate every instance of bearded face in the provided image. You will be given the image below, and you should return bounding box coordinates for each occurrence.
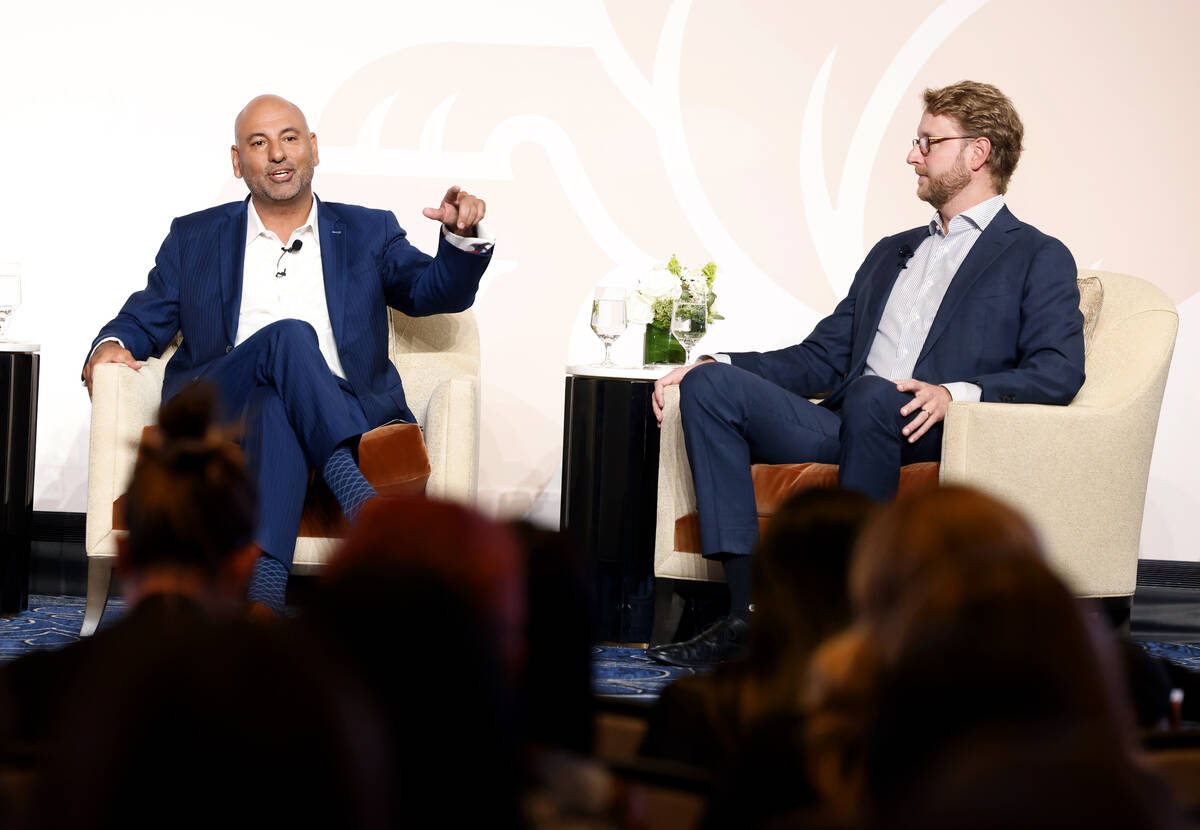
[916,147,972,210]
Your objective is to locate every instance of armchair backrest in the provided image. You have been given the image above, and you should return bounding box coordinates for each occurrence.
[387,309,480,423]
[1071,270,1178,411]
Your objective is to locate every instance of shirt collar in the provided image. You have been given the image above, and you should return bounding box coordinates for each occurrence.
[928,194,1005,237]
[246,196,320,248]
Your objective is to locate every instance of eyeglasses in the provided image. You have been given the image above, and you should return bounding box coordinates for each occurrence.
[912,136,976,155]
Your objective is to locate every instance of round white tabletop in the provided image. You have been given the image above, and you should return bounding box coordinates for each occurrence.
[0,341,40,353]
[565,364,675,381]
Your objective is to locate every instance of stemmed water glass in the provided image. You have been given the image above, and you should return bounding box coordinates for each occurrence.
[671,291,708,365]
[0,264,21,342]
[590,285,628,367]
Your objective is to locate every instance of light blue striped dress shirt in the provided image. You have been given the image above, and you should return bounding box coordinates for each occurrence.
[862,194,1006,401]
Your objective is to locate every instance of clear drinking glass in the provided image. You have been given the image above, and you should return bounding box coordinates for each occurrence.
[671,294,708,365]
[0,263,21,341]
[590,286,628,367]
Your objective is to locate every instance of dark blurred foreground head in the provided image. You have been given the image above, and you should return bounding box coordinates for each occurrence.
[33,621,390,830]
[508,520,595,755]
[308,496,526,829]
[640,489,873,782]
[805,486,1172,826]
[326,495,526,675]
[119,383,258,610]
[749,488,875,671]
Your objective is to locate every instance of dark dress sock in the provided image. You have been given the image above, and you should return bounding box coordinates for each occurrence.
[322,444,377,521]
[719,554,753,621]
[247,554,289,615]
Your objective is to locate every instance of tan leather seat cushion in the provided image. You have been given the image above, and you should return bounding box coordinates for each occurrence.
[113,422,430,539]
[673,461,939,554]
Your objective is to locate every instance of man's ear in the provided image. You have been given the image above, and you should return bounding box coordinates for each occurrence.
[969,136,992,173]
[223,542,262,595]
[310,132,319,167]
[231,145,243,179]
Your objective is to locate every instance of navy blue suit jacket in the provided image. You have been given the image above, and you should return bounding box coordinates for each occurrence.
[727,206,1085,409]
[90,196,491,427]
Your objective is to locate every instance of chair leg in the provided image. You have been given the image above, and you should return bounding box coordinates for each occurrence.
[650,578,686,647]
[80,558,114,637]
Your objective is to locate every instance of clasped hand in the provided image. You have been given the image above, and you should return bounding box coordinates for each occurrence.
[652,359,714,425]
[896,379,952,443]
[422,185,486,234]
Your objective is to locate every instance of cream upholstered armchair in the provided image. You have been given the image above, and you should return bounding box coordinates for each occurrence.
[83,308,481,635]
[653,271,1178,615]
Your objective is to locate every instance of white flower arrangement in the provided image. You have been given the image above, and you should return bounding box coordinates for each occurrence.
[627,255,722,329]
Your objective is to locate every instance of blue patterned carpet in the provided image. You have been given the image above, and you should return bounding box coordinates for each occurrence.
[8,596,1195,702]
[591,645,700,701]
[1139,641,1200,672]
[0,594,126,661]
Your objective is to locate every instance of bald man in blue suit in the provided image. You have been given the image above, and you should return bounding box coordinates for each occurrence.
[647,81,1085,667]
[83,95,493,615]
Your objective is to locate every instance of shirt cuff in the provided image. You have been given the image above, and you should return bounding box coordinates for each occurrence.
[441,219,494,254]
[88,337,125,364]
[943,381,982,402]
[700,353,731,365]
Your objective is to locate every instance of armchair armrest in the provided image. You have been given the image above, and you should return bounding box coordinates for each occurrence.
[422,375,479,504]
[940,394,1162,597]
[85,357,167,555]
[654,385,723,581]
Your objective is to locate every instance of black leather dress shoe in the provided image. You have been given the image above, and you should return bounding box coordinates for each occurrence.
[646,615,750,668]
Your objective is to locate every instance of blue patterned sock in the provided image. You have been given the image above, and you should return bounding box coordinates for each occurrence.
[247,554,289,615]
[322,444,377,521]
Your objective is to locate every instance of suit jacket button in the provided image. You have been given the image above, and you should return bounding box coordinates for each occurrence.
[225,345,232,354]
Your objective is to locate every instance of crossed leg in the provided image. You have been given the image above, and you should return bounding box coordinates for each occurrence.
[172,320,373,611]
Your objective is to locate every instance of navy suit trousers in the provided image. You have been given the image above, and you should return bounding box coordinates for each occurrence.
[177,319,370,567]
[678,363,943,558]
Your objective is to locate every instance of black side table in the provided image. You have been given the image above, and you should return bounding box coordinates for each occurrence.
[561,365,665,644]
[0,343,39,614]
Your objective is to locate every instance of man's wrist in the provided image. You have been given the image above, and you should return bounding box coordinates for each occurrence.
[87,337,126,364]
[441,219,494,254]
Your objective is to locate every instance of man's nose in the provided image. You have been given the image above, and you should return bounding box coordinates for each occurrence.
[906,144,924,165]
[269,141,285,162]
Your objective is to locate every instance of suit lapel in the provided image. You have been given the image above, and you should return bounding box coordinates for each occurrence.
[219,198,249,347]
[916,205,1019,363]
[318,197,347,347]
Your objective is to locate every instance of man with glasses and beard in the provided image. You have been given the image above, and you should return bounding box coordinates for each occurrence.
[648,81,1084,668]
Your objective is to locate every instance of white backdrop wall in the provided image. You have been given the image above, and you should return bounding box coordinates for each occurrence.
[1,0,1196,560]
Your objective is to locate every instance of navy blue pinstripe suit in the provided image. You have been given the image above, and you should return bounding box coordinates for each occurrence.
[89,195,491,565]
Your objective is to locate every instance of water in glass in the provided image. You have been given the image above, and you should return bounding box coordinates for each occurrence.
[590,286,628,367]
[671,298,707,364]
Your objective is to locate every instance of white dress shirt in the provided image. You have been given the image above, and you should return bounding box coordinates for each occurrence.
[240,199,345,377]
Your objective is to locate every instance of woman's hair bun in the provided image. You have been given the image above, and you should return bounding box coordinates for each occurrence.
[157,382,220,443]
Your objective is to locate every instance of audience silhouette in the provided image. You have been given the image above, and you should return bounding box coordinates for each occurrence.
[804,485,1183,829]
[1,408,1191,830]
